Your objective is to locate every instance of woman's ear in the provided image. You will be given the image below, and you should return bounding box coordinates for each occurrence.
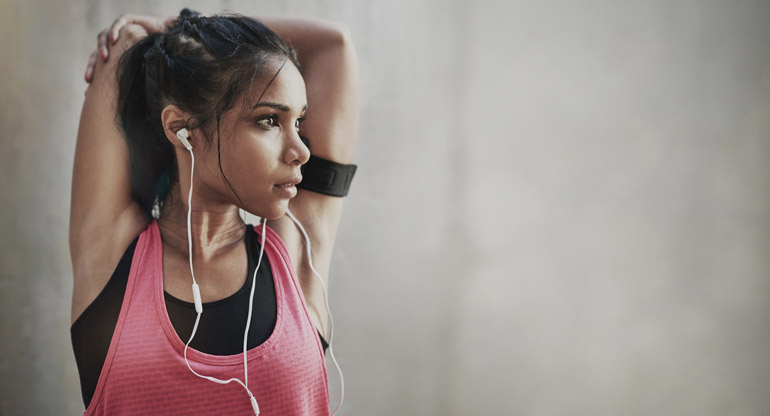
[161,104,192,148]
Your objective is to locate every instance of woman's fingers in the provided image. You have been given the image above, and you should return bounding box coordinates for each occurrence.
[85,13,171,84]
[109,13,134,43]
[109,14,169,44]
[85,50,97,83]
[97,29,109,61]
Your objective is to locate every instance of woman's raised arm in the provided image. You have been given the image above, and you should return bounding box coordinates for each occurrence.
[257,16,361,339]
[69,24,151,324]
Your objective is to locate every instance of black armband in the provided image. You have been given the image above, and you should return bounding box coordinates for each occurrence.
[297,136,357,197]
[298,155,358,197]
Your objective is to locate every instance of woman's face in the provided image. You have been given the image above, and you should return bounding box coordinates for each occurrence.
[193,58,310,220]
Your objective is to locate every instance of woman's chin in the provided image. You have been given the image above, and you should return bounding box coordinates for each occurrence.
[258,201,290,221]
[241,196,291,221]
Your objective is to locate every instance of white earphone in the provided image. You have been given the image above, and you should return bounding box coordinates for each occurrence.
[177,127,193,151]
[175,127,344,415]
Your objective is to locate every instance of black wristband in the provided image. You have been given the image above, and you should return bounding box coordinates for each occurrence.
[298,155,358,197]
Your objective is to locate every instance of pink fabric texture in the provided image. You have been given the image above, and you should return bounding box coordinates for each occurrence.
[84,219,329,415]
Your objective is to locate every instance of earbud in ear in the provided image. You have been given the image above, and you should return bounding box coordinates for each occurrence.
[177,128,192,150]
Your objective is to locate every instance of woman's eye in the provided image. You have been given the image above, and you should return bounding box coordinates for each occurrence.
[295,117,307,131]
[256,115,278,129]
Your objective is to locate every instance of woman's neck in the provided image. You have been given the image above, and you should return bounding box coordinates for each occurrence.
[156,182,247,263]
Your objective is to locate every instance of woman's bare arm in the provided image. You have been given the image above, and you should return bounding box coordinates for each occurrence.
[258,17,360,338]
[69,25,151,324]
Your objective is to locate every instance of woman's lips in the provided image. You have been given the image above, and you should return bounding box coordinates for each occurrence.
[274,178,301,199]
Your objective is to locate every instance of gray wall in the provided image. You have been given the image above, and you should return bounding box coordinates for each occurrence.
[1,0,769,414]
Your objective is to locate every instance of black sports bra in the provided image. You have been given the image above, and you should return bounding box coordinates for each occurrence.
[70,224,328,408]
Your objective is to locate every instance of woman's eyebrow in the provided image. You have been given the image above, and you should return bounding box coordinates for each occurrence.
[252,102,309,112]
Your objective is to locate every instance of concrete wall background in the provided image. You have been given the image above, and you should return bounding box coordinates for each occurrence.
[1,0,769,414]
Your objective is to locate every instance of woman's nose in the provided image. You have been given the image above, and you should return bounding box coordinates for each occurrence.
[284,130,311,166]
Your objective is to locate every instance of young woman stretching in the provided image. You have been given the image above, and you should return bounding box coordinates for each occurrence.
[69,8,359,415]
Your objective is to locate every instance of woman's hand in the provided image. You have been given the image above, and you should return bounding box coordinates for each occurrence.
[84,13,174,83]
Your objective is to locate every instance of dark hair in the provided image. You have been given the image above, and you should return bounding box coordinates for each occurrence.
[116,8,299,219]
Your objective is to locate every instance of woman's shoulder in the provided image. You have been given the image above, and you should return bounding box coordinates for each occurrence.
[70,204,151,325]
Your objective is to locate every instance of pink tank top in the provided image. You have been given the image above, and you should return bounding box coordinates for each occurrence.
[84,219,330,415]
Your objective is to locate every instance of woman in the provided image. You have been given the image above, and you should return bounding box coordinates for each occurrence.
[69,8,359,415]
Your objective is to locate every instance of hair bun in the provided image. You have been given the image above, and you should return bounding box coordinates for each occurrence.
[177,8,201,23]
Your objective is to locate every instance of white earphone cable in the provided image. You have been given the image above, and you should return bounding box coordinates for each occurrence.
[285,208,345,416]
[181,142,263,415]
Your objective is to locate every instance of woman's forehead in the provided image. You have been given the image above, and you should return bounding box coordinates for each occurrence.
[248,59,306,112]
